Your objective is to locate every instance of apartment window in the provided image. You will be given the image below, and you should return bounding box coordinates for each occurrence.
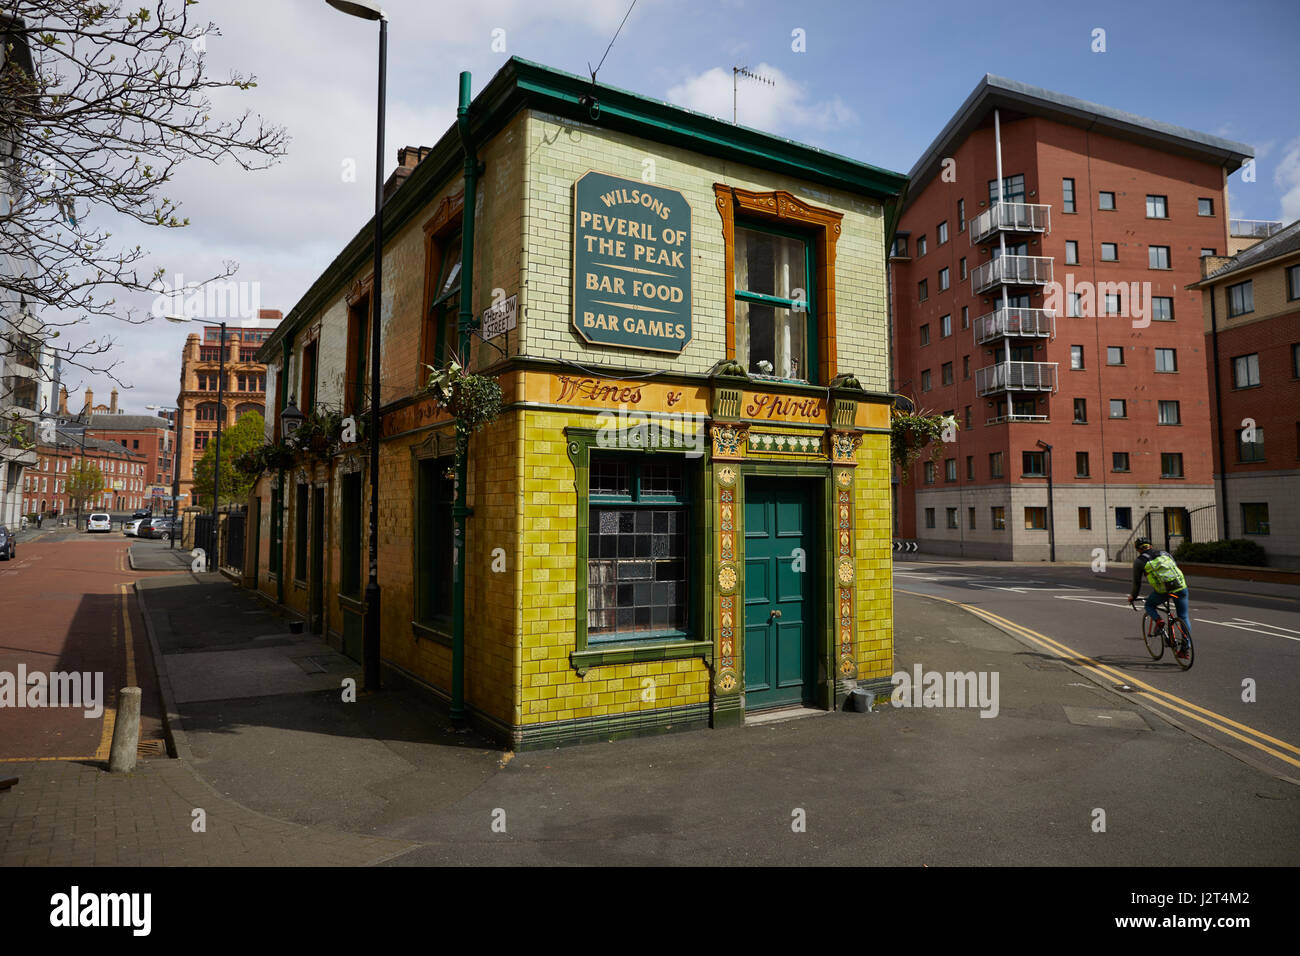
[924,461,936,484]
[917,235,927,257]
[959,257,967,279]
[1112,451,1130,472]
[1103,293,1122,316]
[1145,195,1168,219]
[924,507,936,529]
[991,506,1006,530]
[300,340,319,413]
[735,225,816,382]
[966,455,974,480]
[1062,178,1076,213]
[1160,453,1184,478]
[1022,451,1046,476]
[892,235,908,257]
[1232,353,1260,388]
[1065,240,1078,265]
[1101,242,1118,261]
[921,369,932,392]
[918,279,928,302]
[1241,503,1269,535]
[945,458,957,482]
[988,174,1025,205]
[1197,197,1214,216]
[1107,346,1124,366]
[920,324,930,346]
[1293,343,1300,378]
[1227,280,1254,317]
[1116,506,1132,530]
[339,472,363,599]
[1201,248,1216,258]
[941,362,954,386]
[1149,246,1171,270]
[1078,507,1092,530]
[1288,264,1300,300]
[946,507,958,529]
[968,507,976,529]
[1110,399,1127,419]
[1070,345,1084,370]
[989,452,1004,478]
[957,199,965,231]
[940,314,952,337]
[1158,400,1181,425]
[1073,398,1088,423]
[963,355,971,380]
[961,306,969,330]
[938,268,950,292]
[1155,348,1177,372]
[1152,297,1174,321]
[1099,191,1115,210]
[1235,427,1265,462]
[1075,451,1090,477]
[1024,507,1048,530]
[294,483,309,582]
[1067,292,1082,318]
[964,405,972,428]
[937,221,949,246]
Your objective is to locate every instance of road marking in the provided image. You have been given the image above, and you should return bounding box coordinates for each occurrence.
[1193,618,1300,643]
[895,588,1300,771]
[1056,596,1132,609]
[1232,618,1300,635]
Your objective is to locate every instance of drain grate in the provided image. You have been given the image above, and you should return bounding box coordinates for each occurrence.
[137,738,168,758]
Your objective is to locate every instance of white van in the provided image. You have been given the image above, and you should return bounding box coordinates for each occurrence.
[87,513,112,533]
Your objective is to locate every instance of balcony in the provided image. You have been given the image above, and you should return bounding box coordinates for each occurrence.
[1229,219,1284,239]
[975,361,1058,397]
[974,307,1055,345]
[971,254,1053,294]
[970,201,1051,244]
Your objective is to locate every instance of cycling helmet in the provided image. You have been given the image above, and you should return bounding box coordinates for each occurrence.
[1135,537,1152,550]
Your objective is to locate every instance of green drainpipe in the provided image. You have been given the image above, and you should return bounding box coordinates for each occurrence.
[451,70,480,728]
[276,336,289,607]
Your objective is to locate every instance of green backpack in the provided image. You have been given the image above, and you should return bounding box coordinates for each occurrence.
[1144,553,1186,593]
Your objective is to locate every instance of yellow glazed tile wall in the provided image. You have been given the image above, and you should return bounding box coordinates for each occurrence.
[518,407,711,725]
[853,432,893,680]
[520,110,890,390]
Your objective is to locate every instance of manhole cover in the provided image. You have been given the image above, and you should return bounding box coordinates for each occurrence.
[1063,706,1148,730]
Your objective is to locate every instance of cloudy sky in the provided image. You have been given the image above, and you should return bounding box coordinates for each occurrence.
[45,0,1299,415]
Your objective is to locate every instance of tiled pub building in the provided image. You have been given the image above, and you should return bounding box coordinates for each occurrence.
[890,75,1253,561]
[251,58,906,748]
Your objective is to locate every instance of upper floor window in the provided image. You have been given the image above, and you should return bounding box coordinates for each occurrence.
[1149,246,1171,270]
[735,225,815,382]
[1198,197,1214,216]
[917,235,928,257]
[1062,178,1076,213]
[1227,280,1254,317]
[937,221,949,245]
[918,278,928,302]
[957,199,965,232]
[1155,348,1178,372]
[1145,195,1168,219]
[429,234,462,367]
[1099,191,1115,211]
[938,267,949,292]
[988,174,1025,205]
[1287,265,1300,301]
[1232,352,1260,388]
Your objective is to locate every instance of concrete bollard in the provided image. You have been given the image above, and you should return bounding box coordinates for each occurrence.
[108,687,142,773]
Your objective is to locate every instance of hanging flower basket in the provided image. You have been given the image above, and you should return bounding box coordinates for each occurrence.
[425,361,503,440]
[891,409,958,481]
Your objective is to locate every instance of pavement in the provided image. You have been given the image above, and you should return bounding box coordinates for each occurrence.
[3,556,1296,866]
[128,538,194,571]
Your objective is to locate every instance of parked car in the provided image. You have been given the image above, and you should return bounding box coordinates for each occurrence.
[141,517,174,540]
[131,509,152,520]
[124,518,145,537]
[0,525,14,560]
[86,513,112,533]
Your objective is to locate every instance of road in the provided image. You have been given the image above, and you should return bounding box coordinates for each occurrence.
[0,532,168,762]
[893,559,1300,784]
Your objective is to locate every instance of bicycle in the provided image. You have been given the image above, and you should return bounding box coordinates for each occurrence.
[1133,593,1194,670]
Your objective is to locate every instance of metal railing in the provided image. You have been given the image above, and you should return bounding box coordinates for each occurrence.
[971,255,1054,294]
[985,413,1050,425]
[975,361,1058,396]
[222,510,246,572]
[970,201,1051,244]
[1228,219,1284,239]
[974,306,1055,345]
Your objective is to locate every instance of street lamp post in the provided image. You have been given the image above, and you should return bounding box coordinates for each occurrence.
[328,0,387,693]
[212,321,227,571]
[1037,439,1056,563]
[146,404,182,547]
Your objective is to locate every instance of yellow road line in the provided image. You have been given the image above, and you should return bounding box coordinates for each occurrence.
[120,582,137,688]
[895,587,1300,767]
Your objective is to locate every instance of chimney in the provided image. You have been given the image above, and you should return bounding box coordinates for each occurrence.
[383,146,432,203]
[83,388,93,414]
[258,309,283,322]
[110,388,119,414]
[58,386,68,416]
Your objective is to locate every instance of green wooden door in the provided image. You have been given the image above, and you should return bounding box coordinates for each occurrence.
[743,478,813,709]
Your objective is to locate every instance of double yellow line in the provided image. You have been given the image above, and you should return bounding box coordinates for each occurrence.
[896,588,1300,773]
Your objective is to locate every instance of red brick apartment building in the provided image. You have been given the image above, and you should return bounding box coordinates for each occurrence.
[1192,221,1300,569]
[890,75,1253,561]
[24,428,147,517]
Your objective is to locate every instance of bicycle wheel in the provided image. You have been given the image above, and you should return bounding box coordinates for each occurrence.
[1141,611,1164,660]
[1169,618,1194,671]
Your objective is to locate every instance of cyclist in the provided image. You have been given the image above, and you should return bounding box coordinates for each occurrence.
[1127,537,1191,661]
